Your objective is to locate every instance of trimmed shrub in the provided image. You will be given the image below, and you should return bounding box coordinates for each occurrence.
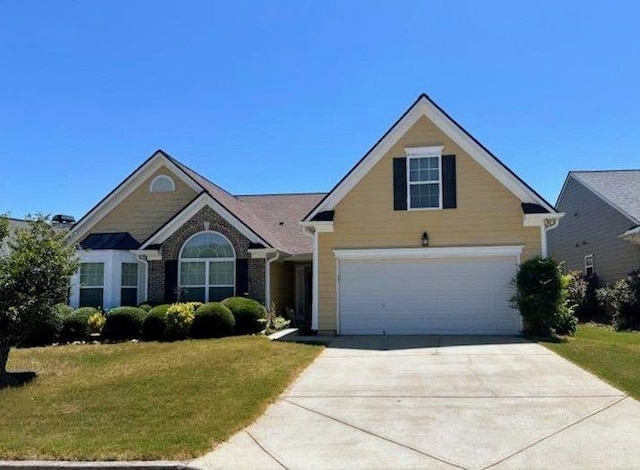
[102,307,147,341]
[53,303,74,319]
[15,305,65,347]
[165,302,201,341]
[142,304,171,341]
[512,258,563,336]
[221,297,265,335]
[138,303,153,312]
[61,307,98,343]
[191,302,235,339]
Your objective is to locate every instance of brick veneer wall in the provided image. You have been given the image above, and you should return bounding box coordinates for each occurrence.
[147,206,265,303]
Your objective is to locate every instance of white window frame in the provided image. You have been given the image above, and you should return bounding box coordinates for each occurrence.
[79,262,105,307]
[178,231,236,303]
[149,175,176,193]
[584,254,594,276]
[405,146,443,211]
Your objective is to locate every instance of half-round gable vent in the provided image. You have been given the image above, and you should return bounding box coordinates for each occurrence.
[150,175,176,193]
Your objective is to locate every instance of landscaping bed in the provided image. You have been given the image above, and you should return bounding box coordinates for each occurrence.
[0,337,322,460]
[541,324,640,400]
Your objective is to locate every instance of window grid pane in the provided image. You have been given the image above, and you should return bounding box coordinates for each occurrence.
[210,261,234,285]
[79,287,103,308]
[181,232,234,259]
[182,287,206,303]
[120,287,138,306]
[80,263,104,286]
[180,262,206,285]
[409,157,439,182]
[410,183,440,209]
[121,263,138,287]
[209,286,234,302]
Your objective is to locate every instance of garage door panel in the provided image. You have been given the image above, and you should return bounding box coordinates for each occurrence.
[338,255,520,335]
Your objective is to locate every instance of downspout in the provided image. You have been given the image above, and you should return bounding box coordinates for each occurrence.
[541,218,561,258]
[265,250,280,309]
[302,226,319,331]
[136,254,149,303]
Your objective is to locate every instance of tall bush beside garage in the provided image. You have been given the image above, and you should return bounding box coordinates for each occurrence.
[512,257,568,336]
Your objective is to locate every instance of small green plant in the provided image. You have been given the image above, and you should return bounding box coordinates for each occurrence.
[190,302,235,339]
[261,303,291,335]
[87,312,106,334]
[221,297,265,335]
[102,307,147,341]
[165,302,201,341]
[142,304,171,341]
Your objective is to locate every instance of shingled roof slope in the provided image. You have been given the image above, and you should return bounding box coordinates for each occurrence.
[572,170,640,224]
[164,153,325,254]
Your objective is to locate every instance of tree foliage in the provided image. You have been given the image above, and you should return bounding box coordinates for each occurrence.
[0,215,78,375]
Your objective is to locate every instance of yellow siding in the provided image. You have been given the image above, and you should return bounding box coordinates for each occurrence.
[317,116,541,332]
[270,261,294,314]
[90,167,198,242]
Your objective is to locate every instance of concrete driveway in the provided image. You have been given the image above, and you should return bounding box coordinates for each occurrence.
[192,336,640,470]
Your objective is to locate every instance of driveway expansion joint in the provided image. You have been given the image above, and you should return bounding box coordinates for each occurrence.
[481,395,630,470]
[245,431,289,470]
[281,398,467,470]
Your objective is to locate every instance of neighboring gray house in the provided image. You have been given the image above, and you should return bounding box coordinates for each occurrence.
[549,171,640,283]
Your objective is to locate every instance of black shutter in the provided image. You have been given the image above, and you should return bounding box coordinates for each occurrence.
[235,258,249,297]
[442,155,457,209]
[393,157,407,211]
[164,260,178,303]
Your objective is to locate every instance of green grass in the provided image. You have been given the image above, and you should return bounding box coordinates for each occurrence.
[542,324,640,400]
[0,337,322,461]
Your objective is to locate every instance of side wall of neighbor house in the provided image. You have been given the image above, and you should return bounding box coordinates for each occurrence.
[549,176,640,283]
[91,166,199,243]
[317,116,541,333]
[147,205,265,304]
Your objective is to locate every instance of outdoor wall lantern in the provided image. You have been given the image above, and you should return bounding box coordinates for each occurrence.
[421,231,429,247]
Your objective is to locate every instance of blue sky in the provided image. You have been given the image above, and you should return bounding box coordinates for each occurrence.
[1,1,639,220]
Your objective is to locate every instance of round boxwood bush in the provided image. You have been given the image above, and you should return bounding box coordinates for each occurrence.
[53,303,74,319]
[138,303,153,312]
[15,305,67,347]
[191,302,235,339]
[60,307,98,343]
[101,306,147,341]
[221,297,265,335]
[142,304,171,341]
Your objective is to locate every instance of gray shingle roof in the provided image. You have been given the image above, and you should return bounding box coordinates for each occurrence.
[571,170,640,224]
[165,154,326,255]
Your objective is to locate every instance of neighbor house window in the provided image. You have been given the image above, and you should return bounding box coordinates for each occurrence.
[407,155,442,209]
[584,254,595,277]
[149,175,175,192]
[79,262,104,308]
[179,231,235,302]
[120,263,138,306]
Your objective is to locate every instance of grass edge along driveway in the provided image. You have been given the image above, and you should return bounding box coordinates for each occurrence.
[0,336,322,461]
[541,324,640,401]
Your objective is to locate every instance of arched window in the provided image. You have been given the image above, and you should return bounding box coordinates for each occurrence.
[178,231,235,302]
[150,175,176,192]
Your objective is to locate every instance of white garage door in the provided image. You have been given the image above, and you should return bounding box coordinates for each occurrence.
[338,254,520,335]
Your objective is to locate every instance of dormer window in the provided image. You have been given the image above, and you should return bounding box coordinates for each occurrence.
[150,175,175,193]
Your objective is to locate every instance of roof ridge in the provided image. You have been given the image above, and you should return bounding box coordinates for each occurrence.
[237,192,328,197]
[162,153,240,201]
[571,169,640,173]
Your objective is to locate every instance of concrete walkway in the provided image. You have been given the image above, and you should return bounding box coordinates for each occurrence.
[191,336,640,470]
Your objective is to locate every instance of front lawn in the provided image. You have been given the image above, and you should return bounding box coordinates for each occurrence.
[541,324,640,400]
[0,337,322,461]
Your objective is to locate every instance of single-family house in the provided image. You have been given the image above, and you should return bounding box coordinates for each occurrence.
[68,94,562,335]
[549,171,640,283]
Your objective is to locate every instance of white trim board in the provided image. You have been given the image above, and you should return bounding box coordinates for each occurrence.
[68,150,202,245]
[305,95,555,221]
[140,193,268,249]
[334,245,525,260]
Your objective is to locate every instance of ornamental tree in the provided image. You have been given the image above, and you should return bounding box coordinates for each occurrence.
[0,215,78,383]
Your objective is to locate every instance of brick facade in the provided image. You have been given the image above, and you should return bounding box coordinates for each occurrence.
[147,206,265,304]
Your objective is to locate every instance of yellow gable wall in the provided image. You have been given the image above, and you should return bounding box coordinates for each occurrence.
[90,166,199,242]
[317,116,541,332]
